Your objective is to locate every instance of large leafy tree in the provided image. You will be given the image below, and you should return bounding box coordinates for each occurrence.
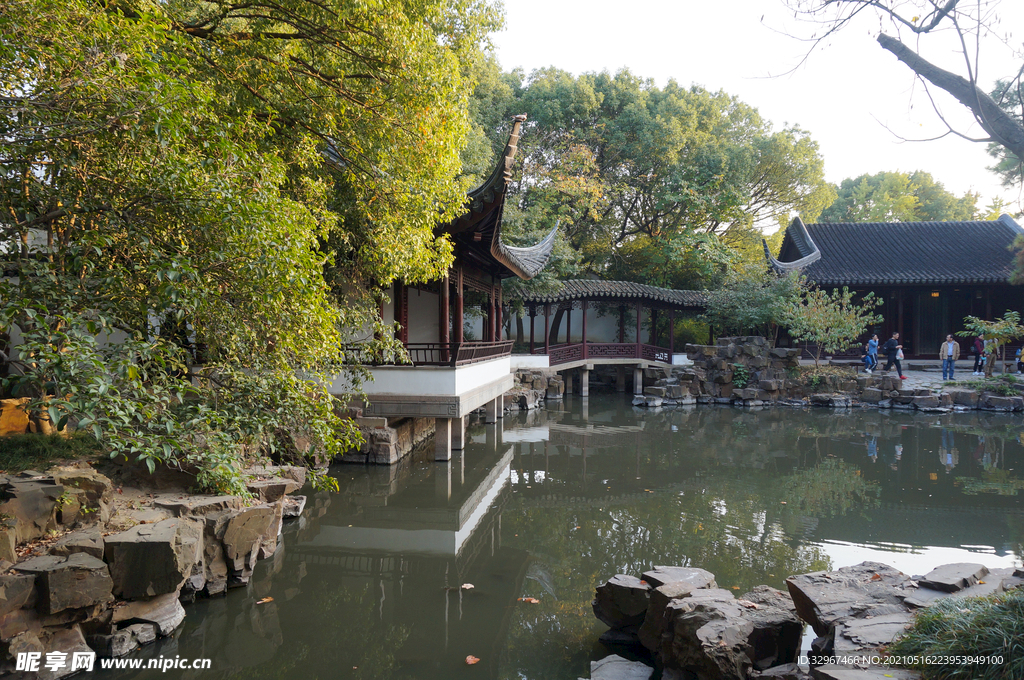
[819,170,980,223]
[0,0,499,490]
[467,62,835,291]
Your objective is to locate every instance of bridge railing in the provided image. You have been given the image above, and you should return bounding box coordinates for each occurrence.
[534,342,673,366]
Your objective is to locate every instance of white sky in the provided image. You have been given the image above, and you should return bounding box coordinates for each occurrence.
[492,0,1024,215]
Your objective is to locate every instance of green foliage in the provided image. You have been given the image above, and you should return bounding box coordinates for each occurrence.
[782,287,884,367]
[1,0,502,490]
[0,434,104,474]
[888,588,1024,679]
[703,263,805,344]
[956,312,1024,377]
[468,62,834,292]
[731,363,752,389]
[819,171,981,223]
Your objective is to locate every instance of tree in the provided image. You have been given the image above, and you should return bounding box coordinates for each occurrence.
[0,0,500,491]
[956,312,1024,376]
[784,0,1024,187]
[703,263,805,345]
[467,63,835,291]
[782,287,884,367]
[819,170,980,222]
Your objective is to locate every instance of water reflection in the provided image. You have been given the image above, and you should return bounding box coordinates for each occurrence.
[94,397,1023,680]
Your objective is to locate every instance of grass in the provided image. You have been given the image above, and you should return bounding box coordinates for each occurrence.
[0,433,105,474]
[945,376,1023,396]
[887,587,1024,679]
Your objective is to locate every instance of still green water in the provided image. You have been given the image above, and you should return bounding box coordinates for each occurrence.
[98,394,1024,679]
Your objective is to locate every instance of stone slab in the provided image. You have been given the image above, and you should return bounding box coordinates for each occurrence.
[641,566,716,590]
[918,563,988,593]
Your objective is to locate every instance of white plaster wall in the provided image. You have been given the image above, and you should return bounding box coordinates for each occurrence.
[328,355,511,396]
[510,354,549,369]
[407,288,439,344]
[672,353,693,366]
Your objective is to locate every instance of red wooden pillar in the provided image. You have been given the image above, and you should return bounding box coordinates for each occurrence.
[529,306,536,354]
[496,285,503,341]
[566,305,572,345]
[544,304,550,355]
[454,267,464,344]
[635,302,642,357]
[669,308,675,357]
[439,273,450,362]
[582,300,588,359]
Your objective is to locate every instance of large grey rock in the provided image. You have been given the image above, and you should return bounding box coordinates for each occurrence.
[104,518,203,599]
[13,553,112,614]
[918,563,988,593]
[832,611,915,655]
[786,562,913,637]
[752,663,810,679]
[282,495,306,519]
[642,566,717,590]
[656,588,754,679]
[154,495,242,517]
[39,625,92,680]
[88,629,139,658]
[0,475,63,542]
[593,575,650,635]
[111,591,186,636]
[586,654,654,680]
[638,581,695,653]
[739,586,803,670]
[0,573,37,617]
[51,468,114,523]
[50,528,104,559]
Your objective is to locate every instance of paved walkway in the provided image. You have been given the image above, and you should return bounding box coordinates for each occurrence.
[860,366,1018,392]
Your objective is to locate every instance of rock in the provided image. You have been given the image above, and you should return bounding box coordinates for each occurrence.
[0,518,15,564]
[979,394,1024,411]
[752,663,810,679]
[282,495,306,518]
[911,395,939,409]
[593,575,650,635]
[586,654,653,680]
[0,573,37,617]
[644,386,667,398]
[0,398,30,435]
[809,395,851,408]
[638,581,695,653]
[153,495,242,517]
[104,518,203,599]
[1,631,44,673]
[246,479,301,503]
[655,588,755,680]
[946,389,979,407]
[917,563,988,593]
[0,475,63,543]
[832,611,915,655]
[50,528,104,559]
[51,468,114,523]
[786,562,913,637]
[860,388,883,403]
[810,666,923,679]
[641,566,717,590]
[124,622,157,646]
[0,606,42,641]
[737,586,803,670]
[111,591,186,636]
[88,628,139,658]
[13,553,112,614]
[36,626,93,680]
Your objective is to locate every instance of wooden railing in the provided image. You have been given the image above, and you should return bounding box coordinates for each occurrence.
[346,341,514,368]
[534,342,673,366]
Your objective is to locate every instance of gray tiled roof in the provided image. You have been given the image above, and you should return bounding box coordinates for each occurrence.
[767,215,1024,285]
[520,279,707,307]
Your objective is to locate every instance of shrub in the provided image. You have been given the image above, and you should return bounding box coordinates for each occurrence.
[887,587,1024,679]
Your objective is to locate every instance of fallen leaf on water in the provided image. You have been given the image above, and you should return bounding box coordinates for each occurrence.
[256,597,274,604]
[780,501,787,505]
[465,655,480,665]
[731,586,740,590]
[517,597,540,604]
[461,583,474,590]
[738,599,760,609]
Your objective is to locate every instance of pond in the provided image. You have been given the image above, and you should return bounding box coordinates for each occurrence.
[96,395,1024,679]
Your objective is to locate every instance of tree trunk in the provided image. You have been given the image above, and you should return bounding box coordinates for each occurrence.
[549,308,566,344]
[877,33,1024,162]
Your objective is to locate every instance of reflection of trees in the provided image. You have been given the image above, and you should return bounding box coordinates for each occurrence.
[957,469,1024,496]
[779,458,881,517]
[496,470,831,680]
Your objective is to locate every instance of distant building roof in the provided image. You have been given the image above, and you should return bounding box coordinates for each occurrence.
[520,279,707,307]
[766,215,1024,286]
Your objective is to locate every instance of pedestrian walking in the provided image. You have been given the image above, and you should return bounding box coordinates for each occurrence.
[940,334,960,380]
[972,333,985,375]
[867,334,879,372]
[881,332,905,380]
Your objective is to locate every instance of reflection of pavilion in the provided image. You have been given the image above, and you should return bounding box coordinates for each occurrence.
[286,442,530,676]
